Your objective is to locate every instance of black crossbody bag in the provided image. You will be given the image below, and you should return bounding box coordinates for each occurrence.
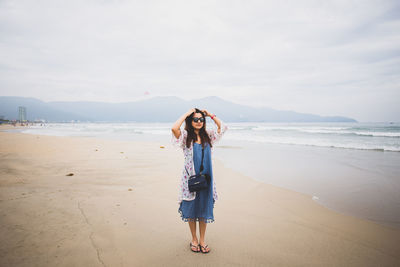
[185,145,210,192]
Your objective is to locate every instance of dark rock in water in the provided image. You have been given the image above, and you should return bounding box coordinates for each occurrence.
[66,173,74,176]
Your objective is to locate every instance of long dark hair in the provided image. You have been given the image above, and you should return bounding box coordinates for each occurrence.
[184,108,212,149]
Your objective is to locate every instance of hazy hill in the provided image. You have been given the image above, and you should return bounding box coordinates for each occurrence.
[0,96,357,122]
[0,97,91,122]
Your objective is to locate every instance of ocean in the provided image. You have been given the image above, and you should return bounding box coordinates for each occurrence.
[5,121,400,228]
[12,121,400,152]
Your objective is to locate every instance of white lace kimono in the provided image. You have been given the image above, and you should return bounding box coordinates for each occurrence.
[171,121,228,204]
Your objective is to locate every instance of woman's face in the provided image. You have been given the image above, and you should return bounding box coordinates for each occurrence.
[191,112,204,131]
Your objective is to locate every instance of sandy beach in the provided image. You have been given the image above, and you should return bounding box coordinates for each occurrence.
[1,128,400,266]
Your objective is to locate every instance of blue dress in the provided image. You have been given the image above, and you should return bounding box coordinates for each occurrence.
[178,142,215,223]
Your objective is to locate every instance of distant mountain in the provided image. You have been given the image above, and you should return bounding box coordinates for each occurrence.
[0,96,357,122]
[0,97,91,122]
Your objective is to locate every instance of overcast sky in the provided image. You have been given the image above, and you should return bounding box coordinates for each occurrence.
[0,0,399,122]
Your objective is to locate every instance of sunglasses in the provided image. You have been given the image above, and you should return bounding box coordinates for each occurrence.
[192,117,205,123]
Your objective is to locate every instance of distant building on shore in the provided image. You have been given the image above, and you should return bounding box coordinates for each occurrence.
[18,106,27,122]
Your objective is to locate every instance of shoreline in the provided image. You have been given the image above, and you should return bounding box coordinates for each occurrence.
[3,124,400,229]
[214,139,400,230]
[1,130,400,266]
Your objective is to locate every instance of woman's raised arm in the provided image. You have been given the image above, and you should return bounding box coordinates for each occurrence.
[171,108,195,139]
[202,109,222,133]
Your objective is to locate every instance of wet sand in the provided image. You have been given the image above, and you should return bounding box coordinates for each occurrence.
[214,140,400,229]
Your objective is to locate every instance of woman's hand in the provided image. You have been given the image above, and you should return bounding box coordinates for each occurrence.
[202,109,211,117]
[186,108,196,117]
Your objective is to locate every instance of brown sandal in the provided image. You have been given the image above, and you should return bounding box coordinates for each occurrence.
[190,242,200,253]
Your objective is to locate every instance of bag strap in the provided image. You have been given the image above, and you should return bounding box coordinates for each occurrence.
[185,144,205,176]
[199,146,204,173]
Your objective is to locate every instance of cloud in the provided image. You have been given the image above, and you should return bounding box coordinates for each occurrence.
[0,0,399,121]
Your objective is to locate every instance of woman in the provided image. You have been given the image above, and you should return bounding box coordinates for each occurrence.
[171,108,227,253]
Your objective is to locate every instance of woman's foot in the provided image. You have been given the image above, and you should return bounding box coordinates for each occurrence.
[199,243,210,253]
[190,241,200,252]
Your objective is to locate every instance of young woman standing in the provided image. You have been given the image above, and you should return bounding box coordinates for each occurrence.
[171,108,227,253]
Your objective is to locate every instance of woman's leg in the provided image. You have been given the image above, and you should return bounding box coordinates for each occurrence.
[188,221,199,251]
[199,221,210,252]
